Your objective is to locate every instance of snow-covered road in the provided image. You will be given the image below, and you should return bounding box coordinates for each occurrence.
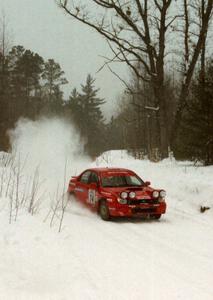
[0,150,213,300]
[0,198,212,300]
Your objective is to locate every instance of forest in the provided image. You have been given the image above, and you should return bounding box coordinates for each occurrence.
[0,0,213,165]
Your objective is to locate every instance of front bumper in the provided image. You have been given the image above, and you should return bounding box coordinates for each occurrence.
[108,202,166,217]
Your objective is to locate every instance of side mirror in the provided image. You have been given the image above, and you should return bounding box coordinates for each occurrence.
[90,182,98,189]
[145,181,151,186]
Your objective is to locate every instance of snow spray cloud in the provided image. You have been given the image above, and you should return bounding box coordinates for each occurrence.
[9,117,91,201]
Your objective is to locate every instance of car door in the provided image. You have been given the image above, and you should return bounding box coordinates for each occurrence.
[87,172,100,208]
[75,170,91,202]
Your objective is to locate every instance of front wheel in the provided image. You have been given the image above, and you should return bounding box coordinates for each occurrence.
[99,200,110,221]
[153,214,161,220]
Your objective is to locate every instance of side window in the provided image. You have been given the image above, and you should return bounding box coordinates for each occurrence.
[80,171,91,184]
[126,176,143,186]
[89,172,99,185]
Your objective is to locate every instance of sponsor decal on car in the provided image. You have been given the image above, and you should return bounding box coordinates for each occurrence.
[88,189,97,204]
[74,187,84,192]
[141,195,152,199]
[106,198,113,202]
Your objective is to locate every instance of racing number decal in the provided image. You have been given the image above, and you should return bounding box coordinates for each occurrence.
[88,189,97,204]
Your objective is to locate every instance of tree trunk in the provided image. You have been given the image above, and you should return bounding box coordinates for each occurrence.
[159,100,169,159]
[153,84,169,159]
[171,0,213,148]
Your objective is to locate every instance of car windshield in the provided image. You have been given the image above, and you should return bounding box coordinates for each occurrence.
[101,175,144,187]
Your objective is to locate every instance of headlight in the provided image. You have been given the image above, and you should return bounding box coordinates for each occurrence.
[152,191,159,198]
[118,198,128,204]
[120,192,128,199]
[160,190,166,198]
[129,191,136,199]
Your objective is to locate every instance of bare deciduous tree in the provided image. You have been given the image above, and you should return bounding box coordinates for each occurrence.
[171,0,213,146]
[58,0,213,157]
[58,0,180,158]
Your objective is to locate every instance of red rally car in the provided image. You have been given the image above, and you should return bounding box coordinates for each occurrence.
[68,168,167,221]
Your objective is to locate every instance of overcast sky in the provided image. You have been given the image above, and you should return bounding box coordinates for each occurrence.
[1,0,127,117]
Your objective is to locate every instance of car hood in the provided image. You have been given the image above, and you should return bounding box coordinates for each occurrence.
[101,186,155,200]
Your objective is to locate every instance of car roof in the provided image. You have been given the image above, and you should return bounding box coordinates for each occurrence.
[89,167,135,174]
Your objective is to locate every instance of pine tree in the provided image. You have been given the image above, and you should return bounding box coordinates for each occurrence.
[0,45,68,151]
[8,46,44,119]
[42,59,68,114]
[67,74,105,156]
[177,61,213,165]
[0,49,11,150]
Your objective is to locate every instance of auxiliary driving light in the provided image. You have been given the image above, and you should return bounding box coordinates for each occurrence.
[120,191,128,199]
[129,191,136,199]
[152,191,159,198]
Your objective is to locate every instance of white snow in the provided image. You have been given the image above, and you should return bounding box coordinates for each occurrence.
[0,122,213,300]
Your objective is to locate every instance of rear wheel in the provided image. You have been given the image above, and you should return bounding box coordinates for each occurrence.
[68,191,75,201]
[99,200,110,221]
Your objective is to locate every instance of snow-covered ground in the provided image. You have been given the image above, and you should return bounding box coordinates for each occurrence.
[0,120,213,300]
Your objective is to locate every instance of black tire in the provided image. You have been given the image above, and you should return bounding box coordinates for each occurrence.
[68,191,75,201]
[153,214,161,220]
[99,200,110,221]
[68,191,74,197]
